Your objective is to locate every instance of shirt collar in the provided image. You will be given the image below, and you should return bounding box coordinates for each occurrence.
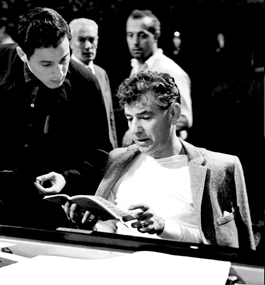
[23,63,34,83]
[71,54,95,74]
[23,62,69,103]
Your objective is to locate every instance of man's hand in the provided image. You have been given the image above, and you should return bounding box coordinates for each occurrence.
[122,129,134,147]
[128,203,165,235]
[34,171,66,195]
[63,201,99,229]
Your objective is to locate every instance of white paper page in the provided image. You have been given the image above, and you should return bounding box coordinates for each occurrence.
[0,251,28,268]
[0,241,15,249]
[0,250,231,285]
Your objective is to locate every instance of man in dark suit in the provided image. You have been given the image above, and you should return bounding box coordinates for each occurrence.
[69,18,118,149]
[0,7,112,229]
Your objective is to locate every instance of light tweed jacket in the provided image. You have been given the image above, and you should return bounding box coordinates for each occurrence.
[95,140,255,250]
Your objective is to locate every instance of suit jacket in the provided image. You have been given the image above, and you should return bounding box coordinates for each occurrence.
[0,44,112,197]
[96,140,255,250]
[94,64,118,148]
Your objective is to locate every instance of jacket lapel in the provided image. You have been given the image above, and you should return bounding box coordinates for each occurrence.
[97,140,208,233]
[96,147,140,199]
[180,140,207,231]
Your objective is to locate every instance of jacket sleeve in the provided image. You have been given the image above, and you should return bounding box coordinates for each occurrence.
[60,61,113,196]
[234,156,256,250]
[199,151,256,250]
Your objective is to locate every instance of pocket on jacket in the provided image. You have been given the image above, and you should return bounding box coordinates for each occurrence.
[216,211,238,247]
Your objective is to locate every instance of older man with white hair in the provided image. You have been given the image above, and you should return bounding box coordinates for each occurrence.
[69,18,117,148]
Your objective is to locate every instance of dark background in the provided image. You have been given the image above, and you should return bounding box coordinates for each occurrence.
[1,0,264,224]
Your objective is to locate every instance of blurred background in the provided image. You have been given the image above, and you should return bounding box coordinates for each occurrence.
[0,0,264,227]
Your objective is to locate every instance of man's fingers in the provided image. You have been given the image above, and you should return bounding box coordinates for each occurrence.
[81,211,91,224]
[69,203,78,220]
[128,203,148,211]
[80,211,99,229]
[36,183,55,193]
[64,201,70,216]
[122,204,149,222]
[34,172,66,194]
[131,220,142,228]
[36,172,54,182]
[131,220,150,230]
[122,208,144,222]
[65,203,99,229]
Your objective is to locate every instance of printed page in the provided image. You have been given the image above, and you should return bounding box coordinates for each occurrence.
[70,196,135,221]
[0,251,28,268]
[44,194,134,222]
[44,194,70,206]
[0,250,231,285]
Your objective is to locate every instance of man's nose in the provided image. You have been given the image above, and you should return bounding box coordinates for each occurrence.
[52,64,64,79]
[131,35,139,46]
[130,119,143,134]
[84,39,93,49]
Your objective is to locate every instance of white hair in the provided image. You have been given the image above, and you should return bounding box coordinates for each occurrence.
[69,18,98,35]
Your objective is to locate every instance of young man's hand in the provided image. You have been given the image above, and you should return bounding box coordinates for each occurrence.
[34,171,66,195]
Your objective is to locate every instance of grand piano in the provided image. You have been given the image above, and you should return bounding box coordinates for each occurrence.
[0,225,263,284]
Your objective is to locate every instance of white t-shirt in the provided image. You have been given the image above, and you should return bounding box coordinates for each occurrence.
[99,153,202,243]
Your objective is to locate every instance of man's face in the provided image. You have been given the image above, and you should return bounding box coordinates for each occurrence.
[71,24,98,65]
[26,36,70,89]
[173,36,181,49]
[0,26,6,44]
[126,17,157,63]
[125,92,174,159]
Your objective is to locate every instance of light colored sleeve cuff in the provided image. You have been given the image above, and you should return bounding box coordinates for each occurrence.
[95,219,117,233]
[159,219,202,244]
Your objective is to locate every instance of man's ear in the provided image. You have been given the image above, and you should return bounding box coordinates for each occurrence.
[16,46,28,63]
[170,103,181,125]
[69,38,74,50]
[154,31,160,41]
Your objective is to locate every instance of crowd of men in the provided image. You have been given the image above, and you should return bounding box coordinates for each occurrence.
[0,7,259,251]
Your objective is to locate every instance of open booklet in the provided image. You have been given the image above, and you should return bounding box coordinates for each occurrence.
[43,194,135,223]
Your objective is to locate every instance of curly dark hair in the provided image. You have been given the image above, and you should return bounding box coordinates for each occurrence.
[16,7,71,58]
[116,70,181,110]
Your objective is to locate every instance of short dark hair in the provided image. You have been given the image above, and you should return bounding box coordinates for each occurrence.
[16,7,71,58]
[129,9,160,35]
[117,70,181,110]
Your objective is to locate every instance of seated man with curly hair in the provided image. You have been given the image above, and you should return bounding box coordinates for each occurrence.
[65,70,255,250]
